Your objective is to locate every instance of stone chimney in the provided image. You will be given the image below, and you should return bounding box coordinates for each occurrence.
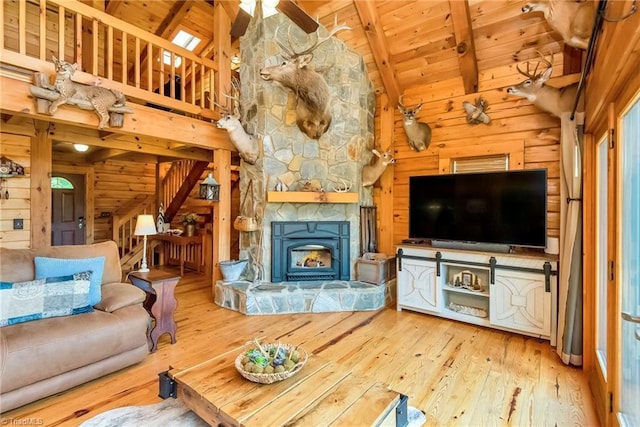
[237,12,375,282]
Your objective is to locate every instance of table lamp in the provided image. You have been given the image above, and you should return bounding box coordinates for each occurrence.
[134,214,157,272]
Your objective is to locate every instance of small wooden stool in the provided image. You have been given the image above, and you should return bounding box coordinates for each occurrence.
[128,269,179,352]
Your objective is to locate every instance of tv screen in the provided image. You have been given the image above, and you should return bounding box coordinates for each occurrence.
[409,169,547,248]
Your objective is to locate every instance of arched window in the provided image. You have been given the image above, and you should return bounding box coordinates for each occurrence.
[51,177,74,189]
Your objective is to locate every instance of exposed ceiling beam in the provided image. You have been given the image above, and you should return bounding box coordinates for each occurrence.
[353,0,401,107]
[217,1,239,22]
[449,0,478,95]
[48,124,215,162]
[105,0,122,15]
[86,148,129,163]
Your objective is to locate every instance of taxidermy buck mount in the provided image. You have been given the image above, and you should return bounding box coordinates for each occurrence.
[214,79,259,164]
[362,147,396,187]
[260,20,351,140]
[397,96,432,152]
[230,0,318,37]
[521,0,595,50]
[506,52,583,117]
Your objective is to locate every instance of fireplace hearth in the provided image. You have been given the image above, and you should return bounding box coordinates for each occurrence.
[272,221,350,282]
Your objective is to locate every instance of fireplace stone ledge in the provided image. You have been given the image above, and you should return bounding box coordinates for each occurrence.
[214,279,395,315]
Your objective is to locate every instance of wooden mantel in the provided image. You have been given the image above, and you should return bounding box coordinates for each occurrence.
[267,191,358,204]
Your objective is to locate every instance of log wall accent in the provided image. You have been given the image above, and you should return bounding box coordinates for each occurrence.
[0,133,32,249]
[389,61,563,246]
[53,153,156,242]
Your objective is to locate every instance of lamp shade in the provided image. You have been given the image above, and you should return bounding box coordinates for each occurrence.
[199,173,220,201]
[134,214,157,236]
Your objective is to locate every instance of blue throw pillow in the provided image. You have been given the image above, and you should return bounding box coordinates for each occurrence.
[0,271,93,327]
[35,256,105,305]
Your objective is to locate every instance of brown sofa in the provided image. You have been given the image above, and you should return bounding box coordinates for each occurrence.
[0,241,149,413]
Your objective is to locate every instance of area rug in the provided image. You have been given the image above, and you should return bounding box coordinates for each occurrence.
[80,397,427,426]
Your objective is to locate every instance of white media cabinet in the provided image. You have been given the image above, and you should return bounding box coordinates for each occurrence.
[396,245,558,341]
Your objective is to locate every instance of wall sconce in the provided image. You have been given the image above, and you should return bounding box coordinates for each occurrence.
[73,144,89,152]
[134,214,157,273]
[199,173,220,201]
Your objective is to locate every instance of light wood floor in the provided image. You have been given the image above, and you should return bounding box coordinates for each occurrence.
[3,268,599,426]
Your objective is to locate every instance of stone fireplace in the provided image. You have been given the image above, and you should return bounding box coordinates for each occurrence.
[236,12,376,282]
[271,221,350,282]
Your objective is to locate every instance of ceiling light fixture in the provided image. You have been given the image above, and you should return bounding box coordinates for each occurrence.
[73,144,89,152]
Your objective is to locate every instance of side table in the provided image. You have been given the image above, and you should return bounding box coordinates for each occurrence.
[128,269,179,352]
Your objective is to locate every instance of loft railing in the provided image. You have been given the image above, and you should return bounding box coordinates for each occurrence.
[1,0,218,117]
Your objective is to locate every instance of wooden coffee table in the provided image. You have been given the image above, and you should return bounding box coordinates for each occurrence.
[166,342,405,426]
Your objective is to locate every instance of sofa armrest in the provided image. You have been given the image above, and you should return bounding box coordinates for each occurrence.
[94,283,146,313]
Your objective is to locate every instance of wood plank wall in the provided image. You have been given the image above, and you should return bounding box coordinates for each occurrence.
[389,68,562,247]
[0,132,32,249]
[54,153,156,242]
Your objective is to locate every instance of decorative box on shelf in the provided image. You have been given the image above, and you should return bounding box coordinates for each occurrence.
[355,253,396,285]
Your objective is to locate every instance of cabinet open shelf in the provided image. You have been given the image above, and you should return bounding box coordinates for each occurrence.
[443,284,489,298]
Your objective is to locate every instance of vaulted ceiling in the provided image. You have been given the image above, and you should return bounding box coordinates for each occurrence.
[102,0,583,108]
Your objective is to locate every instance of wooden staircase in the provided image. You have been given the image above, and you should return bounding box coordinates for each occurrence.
[113,161,210,273]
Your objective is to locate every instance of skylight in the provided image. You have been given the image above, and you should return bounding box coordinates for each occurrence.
[172,30,201,51]
[163,30,201,67]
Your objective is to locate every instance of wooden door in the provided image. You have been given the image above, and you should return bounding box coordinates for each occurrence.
[51,173,86,246]
[615,93,640,426]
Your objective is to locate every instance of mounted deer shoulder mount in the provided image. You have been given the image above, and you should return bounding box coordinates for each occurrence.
[398,97,432,152]
[362,148,396,187]
[506,52,582,117]
[214,78,259,165]
[215,115,259,165]
[259,19,351,140]
[521,0,595,50]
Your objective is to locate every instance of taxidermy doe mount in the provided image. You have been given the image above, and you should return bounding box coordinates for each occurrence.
[46,56,128,129]
[397,96,432,152]
[259,19,351,140]
[362,147,396,187]
[521,0,595,50]
[214,79,260,165]
[506,52,583,117]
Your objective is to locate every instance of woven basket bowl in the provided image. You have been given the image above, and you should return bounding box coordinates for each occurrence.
[235,343,308,384]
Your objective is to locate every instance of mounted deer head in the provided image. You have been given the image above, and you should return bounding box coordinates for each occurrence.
[506,52,582,117]
[214,78,259,164]
[362,147,396,187]
[259,18,351,139]
[521,0,595,50]
[398,96,432,152]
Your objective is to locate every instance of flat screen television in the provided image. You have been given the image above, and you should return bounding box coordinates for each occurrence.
[409,169,547,249]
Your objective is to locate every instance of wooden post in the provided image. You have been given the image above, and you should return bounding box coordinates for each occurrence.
[31,121,52,249]
[377,93,395,256]
[213,3,231,114]
[212,149,231,287]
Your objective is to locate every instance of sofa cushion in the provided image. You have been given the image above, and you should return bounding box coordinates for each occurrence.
[94,282,146,313]
[0,305,149,394]
[35,256,105,305]
[0,272,93,327]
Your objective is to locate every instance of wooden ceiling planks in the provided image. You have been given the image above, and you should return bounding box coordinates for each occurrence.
[98,0,576,113]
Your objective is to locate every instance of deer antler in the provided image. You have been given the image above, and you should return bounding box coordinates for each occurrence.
[516,51,553,80]
[277,16,351,58]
